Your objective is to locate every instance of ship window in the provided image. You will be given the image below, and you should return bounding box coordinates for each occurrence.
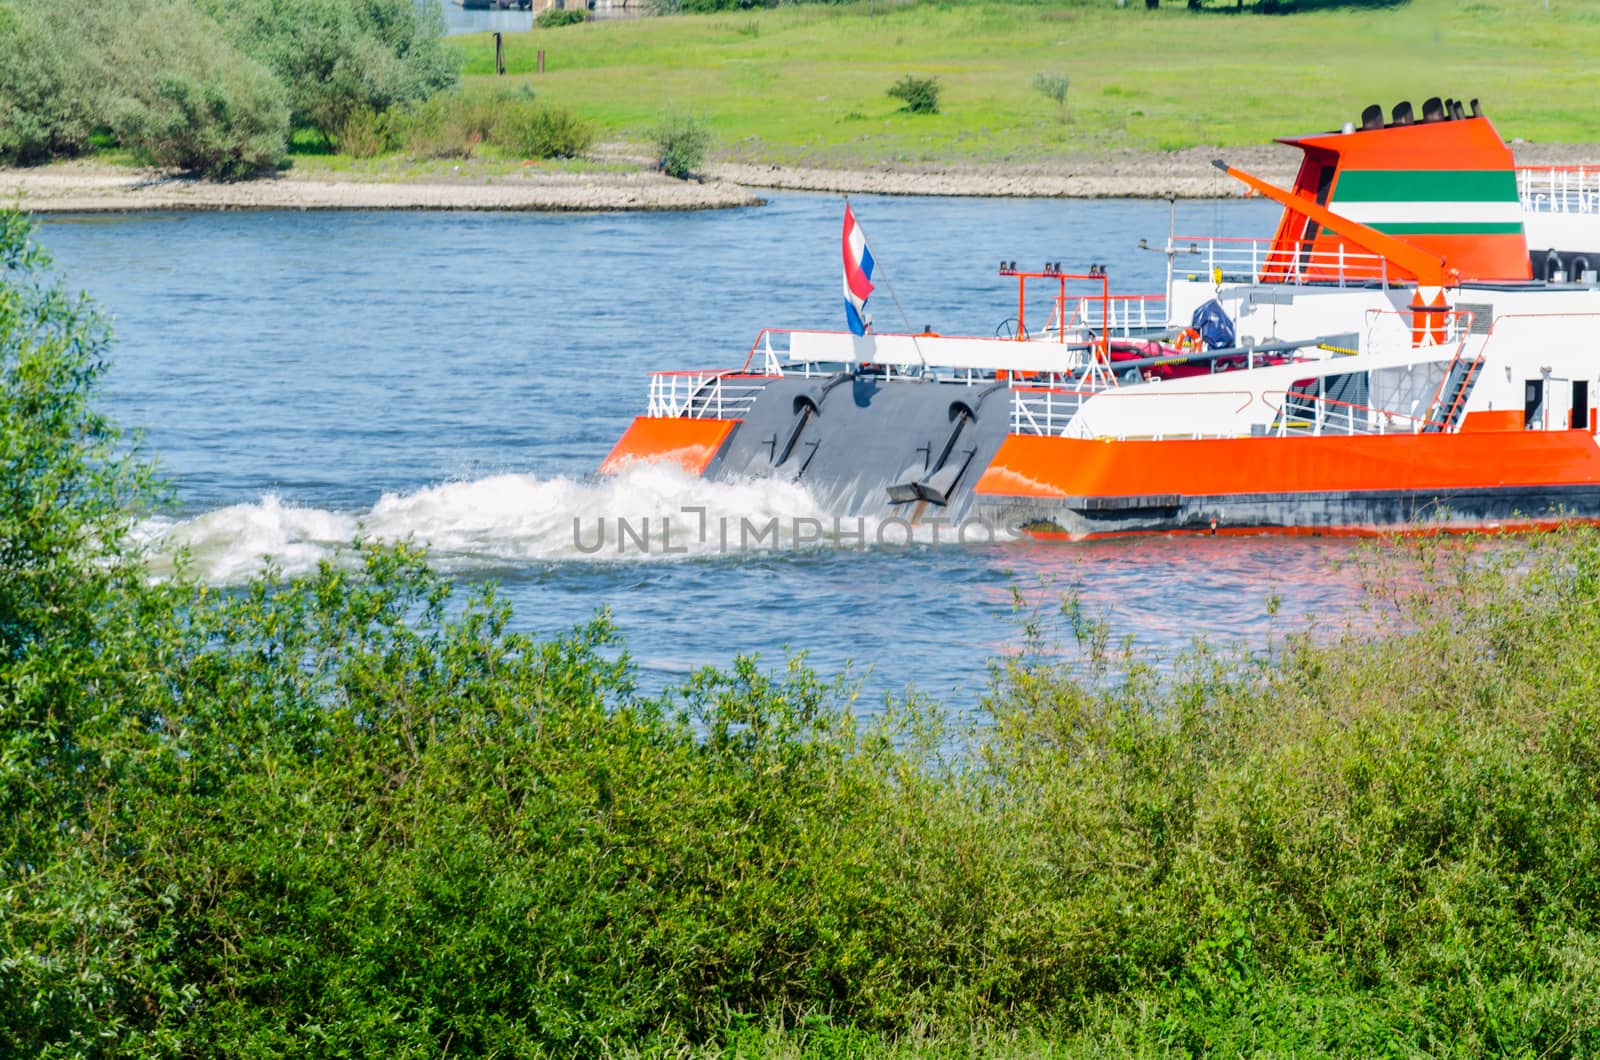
[1324,372,1369,408]
[1573,380,1590,430]
[1525,379,1545,430]
[1322,372,1370,433]
[1293,164,1337,265]
[1314,164,1336,206]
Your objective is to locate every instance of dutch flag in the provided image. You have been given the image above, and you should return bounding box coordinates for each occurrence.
[841,203,875,336]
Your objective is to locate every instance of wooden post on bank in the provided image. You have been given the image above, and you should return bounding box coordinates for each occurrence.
[537,49,545,75]
[494,32,505,76]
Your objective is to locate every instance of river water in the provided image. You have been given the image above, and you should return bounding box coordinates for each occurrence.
[38,194,1379,705]
[439,1,533,37]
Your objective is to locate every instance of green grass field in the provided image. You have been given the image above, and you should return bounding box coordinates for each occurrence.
[448,0,1600,165]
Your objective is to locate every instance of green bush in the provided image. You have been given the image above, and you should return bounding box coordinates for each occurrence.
[536,6,588,28]
[393,92,592,161]
[102,0,290,177]
[492,101,594,159]
[395,93,501,159]
[0,2,102,164]
[1033,70,1070,121]
[332,106,392,159]
[0,0,458,169]
[198,0,458,140]
[651,111,712,179]
[887,73,941,114]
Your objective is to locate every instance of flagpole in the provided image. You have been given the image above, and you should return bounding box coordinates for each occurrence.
[846,196,929,377]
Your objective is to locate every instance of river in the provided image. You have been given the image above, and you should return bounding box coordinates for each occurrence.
[440,1,534,36]
[38,194,1377,705]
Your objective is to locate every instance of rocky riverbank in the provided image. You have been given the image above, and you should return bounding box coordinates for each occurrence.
[0,161,764,213]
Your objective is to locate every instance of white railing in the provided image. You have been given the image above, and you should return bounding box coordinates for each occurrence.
[745,329,789,376]
[646,371,772,420]
[1011,387,1089,437]
[1060,295,1167,336]
[784,361,932,381]
[1010,383,1447,440]
[1263,391,1443,437]
[1518,166,1600,215]
[1172,235,1392,286]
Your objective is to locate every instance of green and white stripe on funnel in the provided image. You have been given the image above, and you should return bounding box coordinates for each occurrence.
[1330,169,1524,237]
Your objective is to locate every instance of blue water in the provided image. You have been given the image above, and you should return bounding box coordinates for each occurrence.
[439,1,533,36]
[37,194,1371,705]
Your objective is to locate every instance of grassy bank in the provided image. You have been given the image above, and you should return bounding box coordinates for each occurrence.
[451,0,1600,165]
[8,204,1600,1054]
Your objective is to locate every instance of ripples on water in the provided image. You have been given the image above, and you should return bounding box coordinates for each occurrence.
[40,194,1375,704]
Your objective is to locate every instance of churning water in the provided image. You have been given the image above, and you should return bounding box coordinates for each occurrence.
[40,193,1370,704]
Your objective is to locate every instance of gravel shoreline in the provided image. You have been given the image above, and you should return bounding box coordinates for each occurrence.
[6,142,1599,213]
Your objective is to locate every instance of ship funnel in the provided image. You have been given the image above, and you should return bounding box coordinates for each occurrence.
[1263,98,1531,282]
[1471,98,1483,118]
[1361,103,1384,131]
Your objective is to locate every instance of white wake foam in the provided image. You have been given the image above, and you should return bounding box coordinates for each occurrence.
[139,466,997,585]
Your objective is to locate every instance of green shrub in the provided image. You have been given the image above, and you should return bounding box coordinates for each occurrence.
[677,0,773,12]
[395,93,500,159]
[887,73,941,114]
[651,111,712,179]
[0,2,102,164]
[536,6,588,28]
[333,106,393,158]
[198,0,458,140]
[389,92,592,162]
[492,101,594,159]
[1033,70,1070,121]
[102,0,289,177]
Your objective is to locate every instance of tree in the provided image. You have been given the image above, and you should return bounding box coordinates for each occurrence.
[102,0,290,178]
[199,0,458,139]
[0,0,102,163]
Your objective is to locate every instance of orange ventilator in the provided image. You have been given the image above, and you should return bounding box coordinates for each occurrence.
[1407,286,1449,347]
[1428,288,1451,346]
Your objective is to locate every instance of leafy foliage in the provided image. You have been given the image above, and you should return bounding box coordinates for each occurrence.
[198,0,458,139]
[887,74,941,114]
[1032,70,1070,121]
[0,1,102,164]
[102,0,290,178]
[651,111,712,179]
[392,91,593,161]
[536,6,589,28]
[495,101,595,159]
[0,0,455,169]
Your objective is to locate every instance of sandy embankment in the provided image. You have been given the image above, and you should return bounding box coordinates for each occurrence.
[0,162,765,213]
[4,142,1599,213]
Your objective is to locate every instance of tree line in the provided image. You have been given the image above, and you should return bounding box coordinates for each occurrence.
[0,0,457,178]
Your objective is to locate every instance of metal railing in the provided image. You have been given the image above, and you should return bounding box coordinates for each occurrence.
[742,329,789,376]
[1010,381,1448,440]
[1010,386,1091,436]
[1060,294,1167,335]
[1172,235,1392,286]
[646,371,773,419]
[1518,166,1600,215]
[1264,390,1443,437]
